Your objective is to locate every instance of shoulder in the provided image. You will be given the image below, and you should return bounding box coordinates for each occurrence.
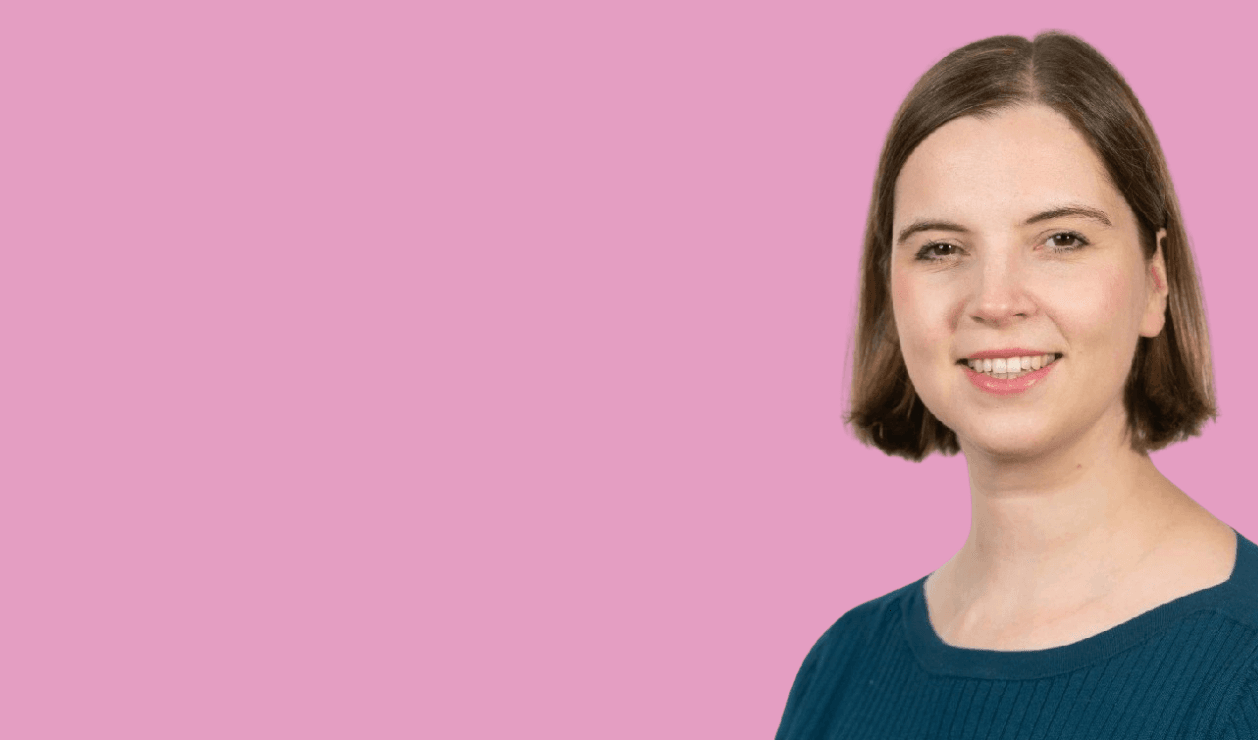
[776,578,923,739]
[834,578,920,640]
[813,577,919,652]
[790,577,922,681]
[1203,530,1258,737]
[1214,529,1258,629]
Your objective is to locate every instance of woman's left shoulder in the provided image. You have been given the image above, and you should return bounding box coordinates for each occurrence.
[1217,528,1258,625]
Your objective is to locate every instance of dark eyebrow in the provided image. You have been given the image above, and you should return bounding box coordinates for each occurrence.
[896,220,968,245]
[1023,205,1112,227]
[895,205,1112,246]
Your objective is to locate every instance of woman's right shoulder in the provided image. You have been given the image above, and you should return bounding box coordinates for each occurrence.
[806,577,923,661]
[776,578,926,738]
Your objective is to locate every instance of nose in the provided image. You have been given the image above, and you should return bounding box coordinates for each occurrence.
[967,251,1036,326]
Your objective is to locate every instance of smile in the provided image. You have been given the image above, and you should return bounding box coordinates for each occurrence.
[957,352,1063,395]
[960,353,1062,379]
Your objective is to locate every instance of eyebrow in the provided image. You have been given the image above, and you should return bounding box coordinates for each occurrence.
[895,205,1113,245]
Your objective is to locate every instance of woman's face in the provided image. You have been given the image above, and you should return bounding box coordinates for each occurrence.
[889,104,1168,459]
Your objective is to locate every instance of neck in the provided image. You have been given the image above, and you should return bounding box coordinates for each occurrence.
[950,405,1194,610]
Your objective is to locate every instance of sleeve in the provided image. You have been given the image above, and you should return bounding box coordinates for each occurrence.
[774,628,832,740]
[1219,662,1258,740]
[774,596,888,739]
[775,610,869,740]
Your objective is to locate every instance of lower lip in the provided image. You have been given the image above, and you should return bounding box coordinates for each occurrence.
[962,360,1058,395]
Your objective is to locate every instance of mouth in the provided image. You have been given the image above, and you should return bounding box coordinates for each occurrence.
[956,353,1063,380]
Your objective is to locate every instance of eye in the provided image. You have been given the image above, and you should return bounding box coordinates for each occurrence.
[915,242,961,261]
[1045,231,1089,251]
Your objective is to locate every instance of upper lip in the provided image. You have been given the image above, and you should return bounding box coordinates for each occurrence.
[961,348,1058,361]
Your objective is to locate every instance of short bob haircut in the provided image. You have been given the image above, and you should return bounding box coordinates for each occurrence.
[848,31,1216,461]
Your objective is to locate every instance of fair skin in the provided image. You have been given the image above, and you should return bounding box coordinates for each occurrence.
[890,104,1236,651]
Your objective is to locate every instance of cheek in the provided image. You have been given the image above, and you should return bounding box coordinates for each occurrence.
[890,269,923,354]
[890,269,956,372]
[1049,261,1143,361]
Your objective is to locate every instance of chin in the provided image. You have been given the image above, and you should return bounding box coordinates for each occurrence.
[952,420,1063,461]
[963,437,1049,461]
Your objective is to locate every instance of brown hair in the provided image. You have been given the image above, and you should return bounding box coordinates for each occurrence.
[847,31,1215,460]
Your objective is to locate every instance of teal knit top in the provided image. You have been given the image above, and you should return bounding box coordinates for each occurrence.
[776,529,1258,739]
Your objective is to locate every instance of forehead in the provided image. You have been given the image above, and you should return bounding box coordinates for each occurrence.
[894,105,1125,227]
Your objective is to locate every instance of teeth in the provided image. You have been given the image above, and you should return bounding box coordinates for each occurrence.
[966,354,1058,379]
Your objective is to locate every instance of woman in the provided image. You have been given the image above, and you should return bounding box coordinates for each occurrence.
[776,32,1258,738]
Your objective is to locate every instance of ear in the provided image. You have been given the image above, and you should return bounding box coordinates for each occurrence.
[1139,228,1170,338]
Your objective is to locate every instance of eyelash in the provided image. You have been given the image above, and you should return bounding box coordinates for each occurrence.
[914,231,1091,261]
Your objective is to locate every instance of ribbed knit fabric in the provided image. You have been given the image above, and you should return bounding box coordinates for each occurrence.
[776,529,1258,739]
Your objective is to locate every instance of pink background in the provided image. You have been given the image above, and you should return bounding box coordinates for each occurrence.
[2,1,1254,738]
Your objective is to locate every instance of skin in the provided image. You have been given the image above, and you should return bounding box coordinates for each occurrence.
[890,104,1236,651]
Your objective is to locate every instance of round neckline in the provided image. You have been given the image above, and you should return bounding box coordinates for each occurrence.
[903,527,1253,679]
